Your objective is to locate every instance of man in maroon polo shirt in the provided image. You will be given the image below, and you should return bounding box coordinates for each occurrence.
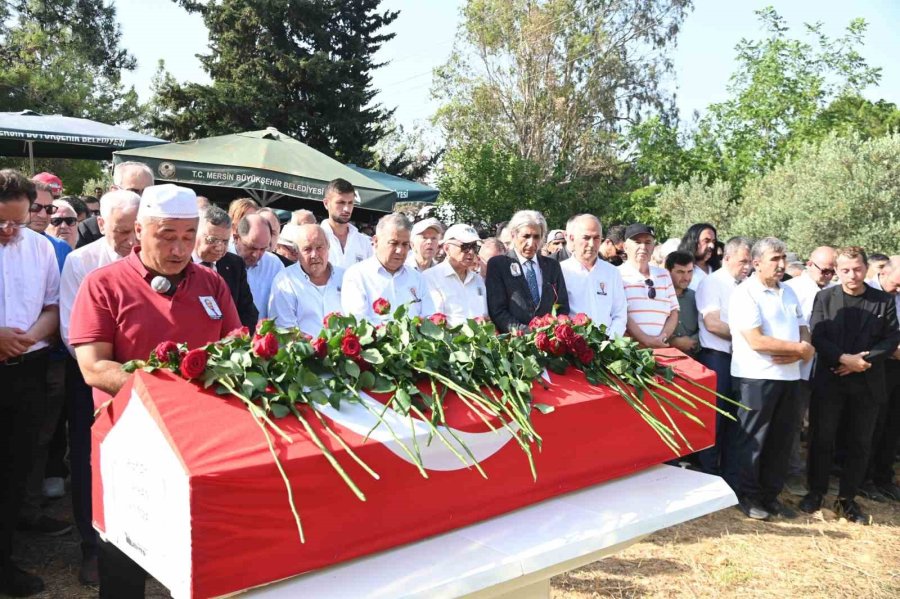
[69,184,240,598]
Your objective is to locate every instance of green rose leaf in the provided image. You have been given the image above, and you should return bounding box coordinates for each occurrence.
[533,403,555,415]
[361,348,384,364]
[270,403,290,418]
[344,360,361,379]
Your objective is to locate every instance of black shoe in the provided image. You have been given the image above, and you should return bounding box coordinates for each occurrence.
[762,499,798,519]
[858,481,888,503]
[799,493,823,514]
[874,481,900,502]
[0,564,45,597]
[834,498,872,525]
[737,497,771,521]
[16,515,73,536]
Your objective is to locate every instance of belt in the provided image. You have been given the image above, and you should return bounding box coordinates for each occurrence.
[0,346,50,367]
[700,348,731,358]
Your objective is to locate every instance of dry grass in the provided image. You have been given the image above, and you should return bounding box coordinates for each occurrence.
[7,476,898,598]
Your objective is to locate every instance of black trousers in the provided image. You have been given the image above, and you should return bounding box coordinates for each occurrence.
[99,539,147,598]
[695,349,740,490]
[808,379,881,499]
[67,355,97,558]
[868,381,900,485]
[0,352,47,571]
[733,378,802,503]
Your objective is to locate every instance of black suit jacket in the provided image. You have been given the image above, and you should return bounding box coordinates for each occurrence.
[76,216,102,248]
[212,252,259,328]
[810,284,900,403]
[486,251,569,332]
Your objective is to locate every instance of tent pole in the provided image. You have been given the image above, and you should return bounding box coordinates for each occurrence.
[28,141,34,174]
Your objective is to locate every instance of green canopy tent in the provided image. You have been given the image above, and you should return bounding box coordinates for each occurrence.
[113,128,395,210]
[0,110,164,171]
[346,164,439,209]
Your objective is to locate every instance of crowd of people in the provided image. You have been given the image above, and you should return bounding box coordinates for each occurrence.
[0,161,898,598]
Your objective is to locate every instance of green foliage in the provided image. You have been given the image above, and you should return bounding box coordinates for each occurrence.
[655,177,736,240]
[148,0,398,167]
[0,158,103,196]
[732,133,900,257]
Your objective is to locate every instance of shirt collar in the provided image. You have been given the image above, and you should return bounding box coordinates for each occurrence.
[374,256,407,278]
[514,250,536,266]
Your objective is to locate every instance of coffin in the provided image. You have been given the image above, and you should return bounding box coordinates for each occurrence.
[91,350,715,598]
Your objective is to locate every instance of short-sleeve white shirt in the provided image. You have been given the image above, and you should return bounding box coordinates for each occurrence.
[561,257,628,337]
[323,221,373,270]
[618,262,679,337]
[60,238,121,350]
[696,267,741,353]
[423,261,487,326]
[341,256,435,323]
[245,251,284,318]
[268,264,344,337]
[688,264,710,291]
[729,275,805,381]
[0,228,60,353]
[785,273,829,380]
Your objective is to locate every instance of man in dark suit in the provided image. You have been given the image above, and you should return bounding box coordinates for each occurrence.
[194,206,259,328]
[486,210,569,332]
[801,247,900,524]
[77,162,155,248]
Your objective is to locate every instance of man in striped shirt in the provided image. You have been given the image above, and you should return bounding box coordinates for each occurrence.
[618,223,679,348]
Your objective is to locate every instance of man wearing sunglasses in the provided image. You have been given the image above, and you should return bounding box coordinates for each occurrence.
[76,162,154,249]
[28,180,72,270]
[618,223,679,349]
[424,224,488,326]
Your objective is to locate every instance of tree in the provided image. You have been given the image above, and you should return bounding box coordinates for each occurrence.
[148,0,398,166]
[653,177,736,240]
[434,0,692,180]
[370,122,443,181]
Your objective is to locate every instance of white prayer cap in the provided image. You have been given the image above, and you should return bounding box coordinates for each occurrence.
[138,184,199,220]
[277,223,301,250]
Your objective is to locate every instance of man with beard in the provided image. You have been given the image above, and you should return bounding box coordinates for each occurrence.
[69,184,240,598]
[424,224,487,326]
[680,223,718,291]
[321,178,372,269]
[341,213,433,323]
[560,214,627,337]
[618,224,678,347]
[406,217,443,272]
[233,214,284,319]
[193,206,258,328]
[269,224,344,336]
[729,237,813,521]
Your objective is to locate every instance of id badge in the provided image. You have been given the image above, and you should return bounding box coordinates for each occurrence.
[199,296,223,320]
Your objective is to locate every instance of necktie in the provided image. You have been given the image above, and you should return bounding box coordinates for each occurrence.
[201,261,213,269]
[524,259,540,305]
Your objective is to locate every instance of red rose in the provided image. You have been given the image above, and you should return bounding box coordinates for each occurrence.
[265,384,277,394]
[323,311,342,327]
[180,348,208,379]
[255,319,273,335]
[311,337,328,359]
[429,313,448,326]
[556,314,571,324]
[570,334,589,354]
[474,316,488,325]
[572,313,590,326]
[372,298,391,316]
[529,317,545,330]
[153,341,180,363]
[252,332,279,360]
[354,355,371,372]
[549,338,565,356]
[535,331,552,352]
[554,323,576,345]
[341,333,362,359]
[227,326,250,339]
[578,348,595,364]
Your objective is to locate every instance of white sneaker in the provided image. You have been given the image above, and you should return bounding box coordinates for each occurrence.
[42,477,65,499]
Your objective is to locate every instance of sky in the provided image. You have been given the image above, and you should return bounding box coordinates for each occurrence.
[116,0,900,131]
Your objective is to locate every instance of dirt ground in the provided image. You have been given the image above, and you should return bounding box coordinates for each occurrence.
[7,476,898,599]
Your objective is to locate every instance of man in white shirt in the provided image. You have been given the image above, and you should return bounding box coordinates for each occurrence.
[0,169,60,597]
[320,178,373,269]
[783,246,836,495]
[233,214,284,319]
[57,188,140,584]
[729,237,814,521]
[560,214,627,337]
[342,213,434,323]
[618,223,679,347]
[406,217,443,272]
[269,224,344,336]
[693,236,752,487]
[424,224,487,326]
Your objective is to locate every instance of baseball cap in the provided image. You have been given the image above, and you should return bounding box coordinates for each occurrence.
[277,223,301,250]
[624,223,655,240]
[411,217,443,237]
[443,223,480,244]
[546,229,565,244]
[138,184,198,220]
[32,172,63,195]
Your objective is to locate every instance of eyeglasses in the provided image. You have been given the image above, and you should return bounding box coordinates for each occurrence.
[448,241,481,253]
[29,203,58,215]
[645,278,657,299]
[812,263,835,277]
[0,220,28,230]
[203,235,229,246]
[49,217,77,227]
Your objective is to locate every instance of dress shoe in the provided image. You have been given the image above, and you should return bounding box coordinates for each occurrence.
[858,481,888,502]
[798,492,823,514]
[834,498,872,525]
[17,515,73,536]
[874,481,900,502]
[762,499,798,519]
[737,497,771,521]
[0,564,45,597]
[78,554,99,586]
